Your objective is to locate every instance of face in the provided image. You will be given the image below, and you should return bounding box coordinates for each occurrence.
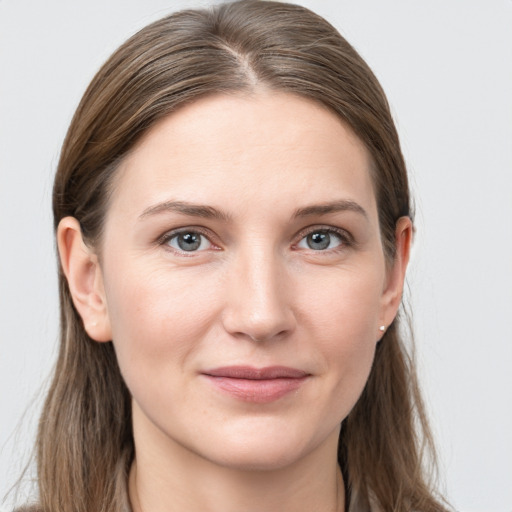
[95,92,402,471]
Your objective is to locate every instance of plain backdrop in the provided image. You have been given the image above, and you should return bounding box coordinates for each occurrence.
[1,1,511,511]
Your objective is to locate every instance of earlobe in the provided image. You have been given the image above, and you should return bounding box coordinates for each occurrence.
[57,217,112,342]
[379,216,413,332]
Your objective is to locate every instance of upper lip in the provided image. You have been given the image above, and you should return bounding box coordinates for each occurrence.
[202,366,308,380]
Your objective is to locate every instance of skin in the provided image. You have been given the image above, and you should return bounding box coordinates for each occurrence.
[58,92,411,512]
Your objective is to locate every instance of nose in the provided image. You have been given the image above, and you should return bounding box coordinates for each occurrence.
[221,245,296,343]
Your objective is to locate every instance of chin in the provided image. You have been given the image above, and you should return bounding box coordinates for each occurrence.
[190,421,339,473]
[203,442,310,472]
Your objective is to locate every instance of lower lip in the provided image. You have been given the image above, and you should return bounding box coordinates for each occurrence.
[203,375,308,403]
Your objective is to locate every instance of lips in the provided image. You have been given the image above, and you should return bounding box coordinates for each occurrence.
[201,366,309,403]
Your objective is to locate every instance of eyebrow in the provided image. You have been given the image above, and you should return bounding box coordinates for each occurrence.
[139,198,368,222]
[293,200,368,219]
[139,200,232,221]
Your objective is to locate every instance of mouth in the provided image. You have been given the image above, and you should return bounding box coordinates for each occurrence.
[201,366,310,403]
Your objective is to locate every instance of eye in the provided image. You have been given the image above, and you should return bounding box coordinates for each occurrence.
[165,230,213,252]
[296,229,345,251]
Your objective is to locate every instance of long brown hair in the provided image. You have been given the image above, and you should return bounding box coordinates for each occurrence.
[27,1,449,511]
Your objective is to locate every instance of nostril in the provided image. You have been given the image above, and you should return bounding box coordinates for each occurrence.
[245,329,289,343]
[223,312,296,343]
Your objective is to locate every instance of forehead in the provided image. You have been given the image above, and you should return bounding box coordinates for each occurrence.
[108,92,377,223]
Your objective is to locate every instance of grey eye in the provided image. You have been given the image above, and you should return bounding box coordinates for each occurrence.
[298,230,343,251]
[168,231,211,252]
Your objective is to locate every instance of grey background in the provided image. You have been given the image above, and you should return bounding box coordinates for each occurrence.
[1,1,511,511]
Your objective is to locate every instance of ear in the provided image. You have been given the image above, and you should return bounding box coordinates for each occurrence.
[57,216,112,342]
[379,216,413,334]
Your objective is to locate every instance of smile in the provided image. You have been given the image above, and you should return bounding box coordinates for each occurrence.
[201,366,310,403]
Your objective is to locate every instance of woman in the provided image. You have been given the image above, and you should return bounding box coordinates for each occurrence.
[19,1,450,511]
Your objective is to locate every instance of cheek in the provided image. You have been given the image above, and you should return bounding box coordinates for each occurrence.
[301,262,384,344]
[103,260,222,389]
[300,266,383,411]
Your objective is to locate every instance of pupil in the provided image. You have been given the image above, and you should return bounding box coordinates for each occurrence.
[308,232,330,250]
[178,232,200,251]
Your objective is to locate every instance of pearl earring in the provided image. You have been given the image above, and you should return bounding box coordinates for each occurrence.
[379,325,385,332]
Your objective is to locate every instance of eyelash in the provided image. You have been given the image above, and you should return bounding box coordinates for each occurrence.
[157,227,218,255]
[157,225,354,255]
[293,225,353,252]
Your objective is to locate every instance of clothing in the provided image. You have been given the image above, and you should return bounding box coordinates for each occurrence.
[15,496,376,512]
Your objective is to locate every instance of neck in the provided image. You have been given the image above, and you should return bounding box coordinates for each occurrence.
[129,460,345,512]
[128,411,345,512]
